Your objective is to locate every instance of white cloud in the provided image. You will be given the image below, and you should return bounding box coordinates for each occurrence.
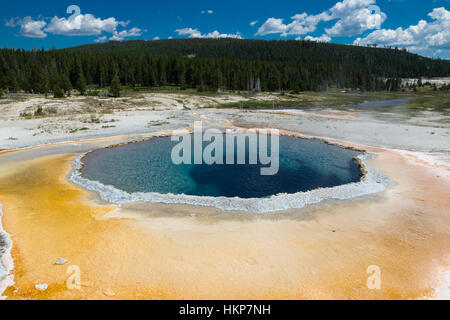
[175,28,242,39]
[6,9,142,42]
[256,0,386,38]
[4,17,20,27]
[250,20,259,27]
[18,17,47,38]
[109,27,143,41]
[304,34,332,42]
[94,35,107,43]
[255,18,288,36]
[5,16,48,38]
[153,36,160,40]
[201,10,214,14]
[329,0,374,17]
[326,3,387,36]
[354,7,450,56]
[176,27,202,38]
[45,13,125,36]
[284,12,331,36]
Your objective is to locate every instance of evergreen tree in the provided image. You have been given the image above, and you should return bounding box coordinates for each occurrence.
[53,85,65,98]
[30,68,45,93]
[76,73,87,95]
[61,74,72,95]
[268,66,281,91]
[213,68,223,90]
[110,74,121,97]
[6,72,19,92]
[148,69,157,87]
[177,60,186,86]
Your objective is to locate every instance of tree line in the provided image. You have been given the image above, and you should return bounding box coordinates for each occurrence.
[0,39,449,96]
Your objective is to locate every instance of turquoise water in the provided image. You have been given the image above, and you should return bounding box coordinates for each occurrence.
[81,135,363,199]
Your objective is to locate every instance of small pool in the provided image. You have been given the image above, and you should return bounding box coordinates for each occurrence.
[80,135,363,199]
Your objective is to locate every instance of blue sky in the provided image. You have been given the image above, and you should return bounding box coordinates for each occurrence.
[1,0,449,58]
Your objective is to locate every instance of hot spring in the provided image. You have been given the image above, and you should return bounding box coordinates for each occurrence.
[79,134,363,199]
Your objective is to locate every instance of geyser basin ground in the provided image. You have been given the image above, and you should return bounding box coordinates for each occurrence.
[0,120,448,299]
[74,134,387,212]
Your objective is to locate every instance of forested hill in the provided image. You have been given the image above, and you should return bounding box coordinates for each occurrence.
[67,39,450,78]
[1,38,449,95]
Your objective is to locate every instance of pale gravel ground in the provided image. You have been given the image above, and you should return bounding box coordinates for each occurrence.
[0,92,277,149]
[225,109,450,162]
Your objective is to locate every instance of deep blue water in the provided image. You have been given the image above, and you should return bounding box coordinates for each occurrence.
[81,135,363,199]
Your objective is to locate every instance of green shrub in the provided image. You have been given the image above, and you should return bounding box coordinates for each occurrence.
[53,85,65,98]
[87,89,99,96]
[34,105,44,116]
[20,112,32,119]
